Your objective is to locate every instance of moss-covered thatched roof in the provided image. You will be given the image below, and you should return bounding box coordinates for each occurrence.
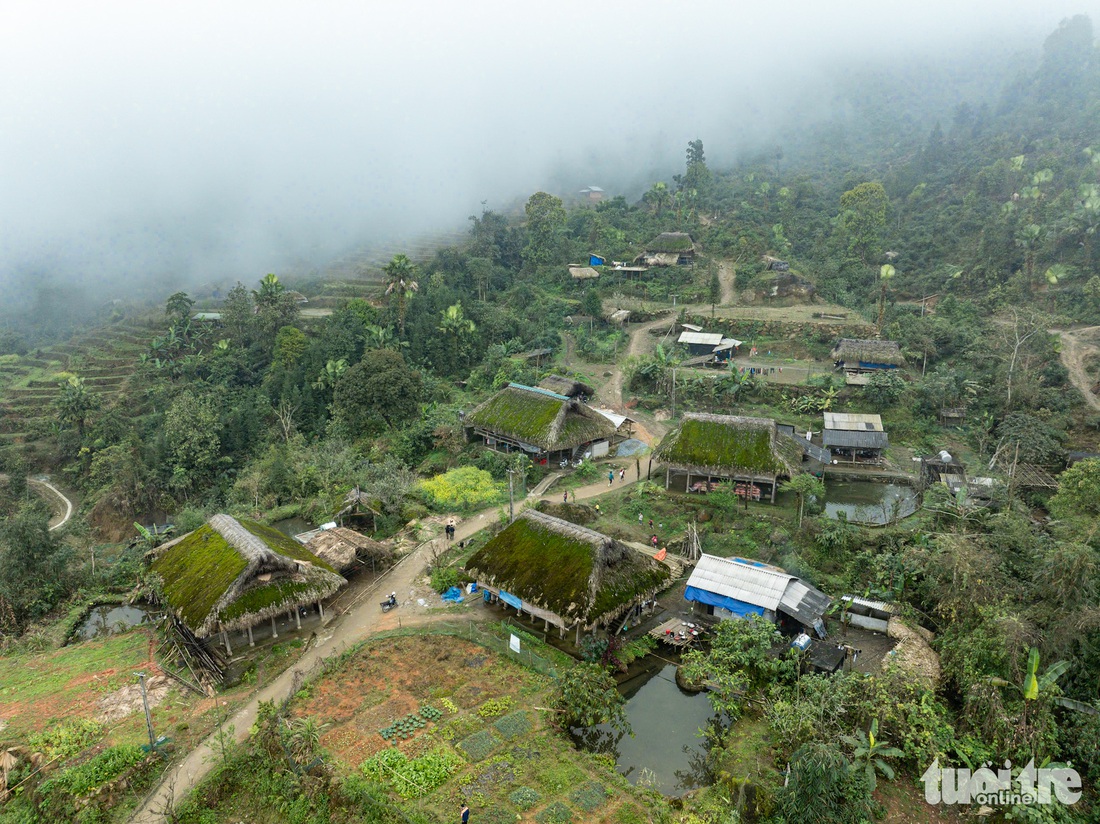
[465,510,671,629]
[466,384,615,451]
[645,232,697,253]
[537,375,595,399]
[149,514,346,637]
[832,338,904,366]
[654,413,802,479]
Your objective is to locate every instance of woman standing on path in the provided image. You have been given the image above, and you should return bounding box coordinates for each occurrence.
[608,469,614,486]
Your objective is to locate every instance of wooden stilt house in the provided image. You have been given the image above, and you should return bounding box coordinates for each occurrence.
[465,510,671,644]
[653,413,804,501]
[148,514,346,652]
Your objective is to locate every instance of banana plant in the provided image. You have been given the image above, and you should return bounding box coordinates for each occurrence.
[990,647,1070,737]
[841,718,903,793]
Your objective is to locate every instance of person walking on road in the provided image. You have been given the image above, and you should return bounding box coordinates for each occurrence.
[619,468,625,482]
[460,803,470,823]
[608,470,614,486]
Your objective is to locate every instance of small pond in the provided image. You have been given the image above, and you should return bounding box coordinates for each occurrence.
[271,517,316,539]
[823,481,918,525]
[75,604,160,641]
[573,662,716,796]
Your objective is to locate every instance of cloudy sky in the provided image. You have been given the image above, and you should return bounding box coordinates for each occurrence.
[1,1,1097,294]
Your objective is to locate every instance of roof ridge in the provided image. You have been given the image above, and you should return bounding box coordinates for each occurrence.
[507,382,570,401]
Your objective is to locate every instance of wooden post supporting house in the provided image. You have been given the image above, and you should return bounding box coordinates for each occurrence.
[247,625,254,647]
[295,609,301,630]
[271,616,278,639]
[222,630,232,656]
[317,602,325,620]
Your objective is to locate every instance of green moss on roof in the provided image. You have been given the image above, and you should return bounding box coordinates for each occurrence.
[150,523,249,631]
[240,519,337,573]
[149,515,343,636]
[467,387,563,445]
[646,232,696,253]
[465,513,669,626]
[466,385,614,451]
[655,415,790,476]
[218,580,316,623]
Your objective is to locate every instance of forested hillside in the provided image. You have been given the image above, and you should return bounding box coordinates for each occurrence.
[3,14,1100,824]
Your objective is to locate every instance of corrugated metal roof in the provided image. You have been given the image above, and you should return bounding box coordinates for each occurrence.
[681,323,704,332]
[686,555,790,611]
[824,412,884,431]
[686,554,831,626]
[593,408,633,428]
[678,331,724,346]
[822,429,889,449]
[781,579,833,626]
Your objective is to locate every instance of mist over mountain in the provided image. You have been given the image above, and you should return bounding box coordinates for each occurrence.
[1,1,1097,338]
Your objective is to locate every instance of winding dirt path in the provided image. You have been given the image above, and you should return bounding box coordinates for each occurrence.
[596,313,676,413]
[1052,325,1100,412]
[30,476,74,531]
[128,473,657,822]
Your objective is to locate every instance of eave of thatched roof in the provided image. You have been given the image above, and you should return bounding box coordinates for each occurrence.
[537,375,595,399]
[465,510,670,629]
[305,527,393,572]
[832,338,904,366]
[654,413,800,478]
[466,384,615,451]
[645,232,697,253]
[150,514,346,637]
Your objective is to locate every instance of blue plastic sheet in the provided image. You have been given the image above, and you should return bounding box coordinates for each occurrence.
[442,586,465,603]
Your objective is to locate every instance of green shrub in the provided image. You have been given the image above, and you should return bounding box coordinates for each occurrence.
[419,467,504,512]
[430,566,461,593]
[458,729,500,762]
[509,786,541,810]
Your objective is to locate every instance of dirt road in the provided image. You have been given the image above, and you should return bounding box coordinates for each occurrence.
[128,473,653,822]
[1052,325,1100,412]
[595,312,676,412]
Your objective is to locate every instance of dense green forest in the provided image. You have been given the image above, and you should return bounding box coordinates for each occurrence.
[3,14,1100,824]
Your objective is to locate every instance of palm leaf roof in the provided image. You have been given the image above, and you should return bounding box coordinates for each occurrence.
[465,510,671,629]
[465,383,615,451]
[149,514,346,637]
[654,413,802,478]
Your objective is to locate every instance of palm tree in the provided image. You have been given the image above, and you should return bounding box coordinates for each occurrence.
[438,302,476,367]
[643,182,669,215]
[842,719,903,793]
[383,254,419,334]
[253,273,285,308]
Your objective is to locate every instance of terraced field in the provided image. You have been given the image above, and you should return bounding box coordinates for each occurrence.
[0,316,167,458]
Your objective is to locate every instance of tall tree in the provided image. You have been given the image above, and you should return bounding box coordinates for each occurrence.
[521,192,566,271]
[382,254,420,335]
[165,291,194,320]
[838,182,888,265]
[55,376,97,440]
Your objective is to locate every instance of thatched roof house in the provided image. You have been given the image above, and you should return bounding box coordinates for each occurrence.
[466,510,671,640]
[149,514,346,639]
[537,375,595,399]
[303,527,393,573]
[634,232,698,267]
[653,413,804,501]
[568,265,600,280]
[832,339,904,373]
[465,383,615,459]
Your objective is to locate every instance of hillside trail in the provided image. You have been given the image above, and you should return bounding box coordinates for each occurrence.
[1051,325,1100,412]
[129,472,653,823]
[718,259,737,305]
[0,474,76,530]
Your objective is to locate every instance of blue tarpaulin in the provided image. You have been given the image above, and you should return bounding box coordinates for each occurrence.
[684,585,765,618]
[498,590,523,610]
[442,586,465,603]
